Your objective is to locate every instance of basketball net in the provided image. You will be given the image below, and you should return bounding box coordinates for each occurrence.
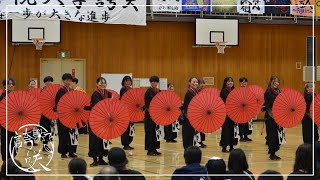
[32,38,45,50]
[215,42,227,54]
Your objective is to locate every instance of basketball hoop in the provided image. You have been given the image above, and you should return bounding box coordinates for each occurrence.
[213,41,227,54]
[32,38,45,50]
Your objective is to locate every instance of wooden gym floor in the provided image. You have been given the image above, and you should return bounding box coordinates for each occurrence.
[1,122,310,179]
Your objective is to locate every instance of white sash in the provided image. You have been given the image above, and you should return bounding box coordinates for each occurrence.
[69,130,78,146]
[129,123,135,137]
[103,139,110,150]
[193,132,201,147]
[155,125,165,141]
[278,127,286,145]
[172,120,180,133]
[234,123,240,138]
[248,119,254,131]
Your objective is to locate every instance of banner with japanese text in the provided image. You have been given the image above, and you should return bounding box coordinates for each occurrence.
[0,0,146,26]
[291,0,315,17]
[237,0,265,14]
[181,0,211,12]
[152,0,182,12]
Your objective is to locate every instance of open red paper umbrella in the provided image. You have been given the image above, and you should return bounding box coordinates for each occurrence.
[0,91,41,132]
[199,88,220,97]
[311,93,320,126]
[89,99,130,140]
[57,91,90,129]
[107,89,120,100]
[28,88,41,101]
[273,88,306,128]
[280,87,291,93]
[226,87,259,123]
[188,92,226,133]
[39,84,61,120]
[149,91,182,126]
[120,88,146,122]
[248,85,265,114]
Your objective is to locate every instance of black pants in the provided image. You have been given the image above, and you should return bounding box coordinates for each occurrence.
[1,127,16,161]
[57,120,76,155]
[182,120,195,149]
[121,122,133,146]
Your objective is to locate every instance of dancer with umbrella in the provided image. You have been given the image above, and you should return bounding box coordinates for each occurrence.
[263,75,282,160]
[54,73,77,158]
[238,77,253,142]
[120,76,135,150]
[220,77,238,153]
[197,79,207,148]
[0,78,17,162]
[302,82,319,143]
[182,77,199,149]
[71,77,88,135]
[164,83,179,143]
[85,77,110,166]
[39,76,54,151]
[144,76,162,156]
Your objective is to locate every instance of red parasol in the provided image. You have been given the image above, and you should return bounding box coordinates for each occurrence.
[0,91,41,132]
[199,88,220,97]
[28,88,41,101]
[149,91,182,126]
[120,88,146,122]
[311,93,320,126]
[107,89,120,100]
[226,87,259,123]
[248,85,265,114]
[273,88,306,128]
[89,99,130,140]
[39,84,61,120]
[0,89,2,95]
[188,92,226,133]
[280,87,291,93]
[57,91,90,129]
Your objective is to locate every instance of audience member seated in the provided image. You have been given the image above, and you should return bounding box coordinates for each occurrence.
[93,165,119,180]
[206,156,226,180]
[68,157,91,180]
[108,147,145,180]
[287,143,313,180]
[226,149,254,180]
[258,170,283,180]
[172,146,208,180]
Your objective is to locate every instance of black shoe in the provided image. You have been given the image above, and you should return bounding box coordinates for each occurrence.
[222,148,229,153]
[69,154,77,158]
[171,139,177,143]
[270,154,281,161]
[98,159,108,165]
[200,143,207,148]
[275,155,281,160]
[229,147,234,152]
[155,151,162,155]
[61,154,68,158]
[90,161,99,167]
[240,138,247,142]
[123,146,134,150]
[244,137,252,141]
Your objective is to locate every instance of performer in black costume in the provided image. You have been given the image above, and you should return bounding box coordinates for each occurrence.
[0,78,17,162]
[120,76,135,150]
[220,77,238,153]
[182,77,199,149]
[85,77,110,166]
[144,76,161,156]
[40,76,54,152]
[263,75,283,160]
[164,83,178,143]
[238,77,253,142]
[25,80,39,147]
[302,82,319,144]
[54,73,77,158]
